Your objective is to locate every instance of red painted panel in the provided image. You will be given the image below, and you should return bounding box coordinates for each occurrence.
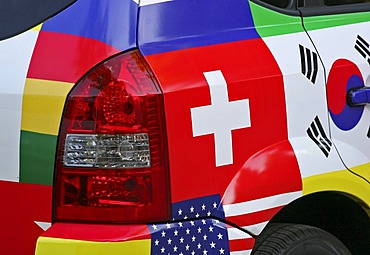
[0,181,51,255]
[146,39,289,203]
[27,31,119,83]
[229,237,255,252]
[223,140,302,205]
[42,223,151,242]
[226,206,284,227]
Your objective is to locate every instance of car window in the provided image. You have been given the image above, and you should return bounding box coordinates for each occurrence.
[325,0,370,5]
[298,0,370,15]
[258,0,291,8]
[0,0,76,40]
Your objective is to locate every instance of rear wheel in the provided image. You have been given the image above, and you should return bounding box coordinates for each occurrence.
[252,224,351,255]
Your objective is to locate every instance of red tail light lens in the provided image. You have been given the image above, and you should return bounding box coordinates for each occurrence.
[54,50,170,223]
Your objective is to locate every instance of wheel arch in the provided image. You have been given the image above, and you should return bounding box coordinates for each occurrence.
[268,191,370,255]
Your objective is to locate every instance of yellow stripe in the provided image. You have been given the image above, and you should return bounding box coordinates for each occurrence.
[303,169,370,207]
[31,24,43,31]
[35,237,150,255]
[350,162,370,181]
[21,78,74,135]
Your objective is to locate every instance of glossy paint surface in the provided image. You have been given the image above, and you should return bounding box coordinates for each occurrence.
[139,1,303,253]
[138,0,259,55]
[302,13,370,181]
[0,1,368,255]
[0,1,138,254]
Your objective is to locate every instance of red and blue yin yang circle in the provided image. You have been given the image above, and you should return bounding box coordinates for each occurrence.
[327,59,365,131]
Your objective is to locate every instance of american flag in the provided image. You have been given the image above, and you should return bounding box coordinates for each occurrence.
[150,191,302,255]
[150,195,232,255]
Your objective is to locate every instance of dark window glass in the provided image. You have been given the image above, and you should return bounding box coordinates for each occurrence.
[1,0,76,40]
[259,0,290,8]
[325,0,370,5]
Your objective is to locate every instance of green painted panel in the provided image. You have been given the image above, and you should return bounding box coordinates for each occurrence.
[249,2,305,37]
[303,11,370,31]
[20,130,57,186]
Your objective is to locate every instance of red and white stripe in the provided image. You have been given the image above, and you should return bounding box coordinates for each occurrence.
[226,191,302,254]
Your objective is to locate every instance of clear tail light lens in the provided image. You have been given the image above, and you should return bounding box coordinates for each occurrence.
[53,50,170,223]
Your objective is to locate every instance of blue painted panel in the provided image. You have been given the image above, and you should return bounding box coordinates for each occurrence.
[42,0,137,50]
[138,0,259,55]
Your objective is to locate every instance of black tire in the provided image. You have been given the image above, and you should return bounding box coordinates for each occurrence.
[252,224,351,255]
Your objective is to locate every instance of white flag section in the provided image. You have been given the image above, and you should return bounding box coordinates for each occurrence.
[191,70,251,167]
[0,30,39,182]
[135,0,173,6]
[34,221,52,231]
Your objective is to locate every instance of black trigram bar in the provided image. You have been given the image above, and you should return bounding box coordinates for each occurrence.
[355,35,370,66]
[307,116,332,157]
[299,44,318,84]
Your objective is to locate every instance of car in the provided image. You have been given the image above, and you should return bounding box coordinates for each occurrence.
[1,0,369,254]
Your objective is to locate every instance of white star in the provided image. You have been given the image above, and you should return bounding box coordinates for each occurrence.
[201,204,206,210]
[180,253,184,255]
[166,223,171,229]
[210,242,216,248]
[186,228,191,235]
[190,206,194,213]
[202,219,206,225]
[203,249,208,255]
[213,202,217,208]
[219,248,225,254]
[161,247,165,253]
[197,227,202,233]
[214,219,220,224]
[190,221,195,226]
[167,238,172,245]
[178,209,183,215]
[161,231,166,237]
[152,224,158,230]
[191,251,195,255]
[209,226,214,232]
[203,234,207,241]
[178,222,183,227]
[197,243,202,249]
[173,246,178,252]
[195,213,200,218]
[184,215,188,219]
[174,230,178,236]
[180,237,184,243]
[186,245,190,251]
[154,239,159,246]
[207,211,211,216]
[192,236,196,242]
[217,233,223,240]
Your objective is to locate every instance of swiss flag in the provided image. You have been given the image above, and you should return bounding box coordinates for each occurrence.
[146,38,299,203]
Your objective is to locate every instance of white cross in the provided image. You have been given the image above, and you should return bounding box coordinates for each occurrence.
[191,70,251,167]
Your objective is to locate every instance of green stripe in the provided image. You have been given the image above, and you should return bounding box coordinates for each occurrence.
[303,11,370,31]
[20,130,57,186]
[250,2,305,37]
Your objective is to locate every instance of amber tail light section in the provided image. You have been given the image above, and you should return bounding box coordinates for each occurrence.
[53,50,170,223]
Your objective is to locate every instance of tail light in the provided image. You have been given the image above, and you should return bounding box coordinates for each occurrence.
[53,50,170,223]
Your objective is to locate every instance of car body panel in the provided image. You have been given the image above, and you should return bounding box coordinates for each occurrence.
[0,0,138,254]
[301,11,370,182]
[36,202,254,255]
[0,0,368,255]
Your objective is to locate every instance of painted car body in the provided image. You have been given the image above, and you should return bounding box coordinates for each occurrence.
[0,0,369,254]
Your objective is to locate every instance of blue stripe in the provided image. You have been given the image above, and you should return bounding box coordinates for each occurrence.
[42,0,138,51]
[138,0,259,55]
